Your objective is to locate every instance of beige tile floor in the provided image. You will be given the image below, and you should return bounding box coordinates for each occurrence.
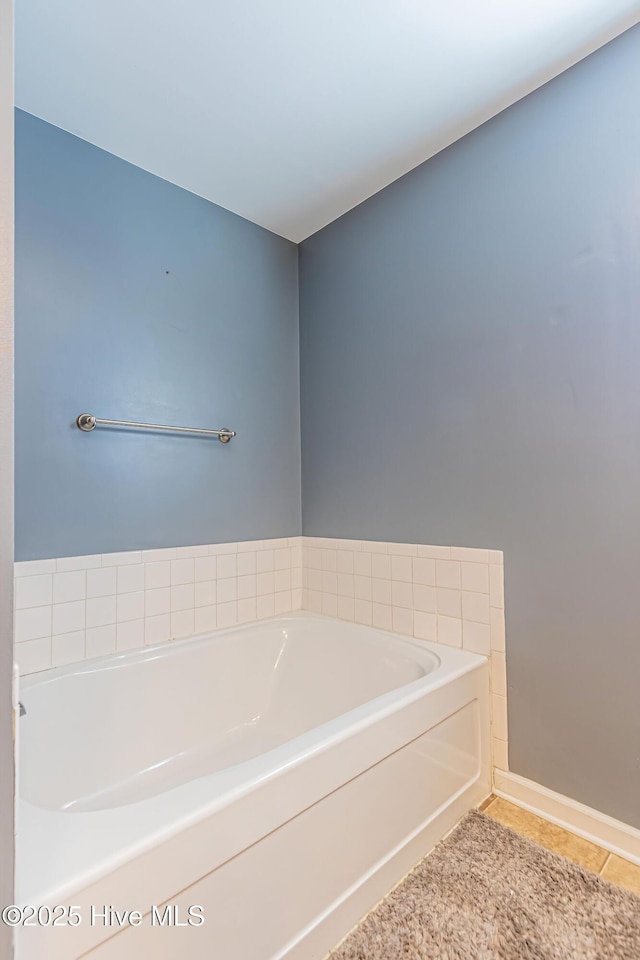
[481,795,640,896]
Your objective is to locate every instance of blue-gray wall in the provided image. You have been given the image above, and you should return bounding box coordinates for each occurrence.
[15,110,301,560]
[299,25,640,827]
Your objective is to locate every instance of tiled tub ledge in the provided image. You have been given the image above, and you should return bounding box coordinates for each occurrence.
[14,535,508,774]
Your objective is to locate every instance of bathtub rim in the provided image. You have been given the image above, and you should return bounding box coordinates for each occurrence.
[19,611,445,691]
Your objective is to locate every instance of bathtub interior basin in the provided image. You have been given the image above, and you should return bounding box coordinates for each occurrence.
[20,614,439,813]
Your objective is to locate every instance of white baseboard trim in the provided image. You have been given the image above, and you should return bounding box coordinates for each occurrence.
[493,770,640,866]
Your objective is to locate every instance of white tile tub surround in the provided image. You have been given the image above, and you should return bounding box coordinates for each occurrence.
[302,537,507,775]
[14,534,507,775]
[14,537,303,676]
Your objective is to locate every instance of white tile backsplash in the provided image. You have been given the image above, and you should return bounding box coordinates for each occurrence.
[55,554,101,572]
[275,547,292,570]
[461,591,490,624]
[413,584,436,613]
[299,535,507,777]
[489,564,505,608]
[436,587,461,618]
[195,604,217,632]
[52,570,85,604]
[208,541,238,555]
[491,651,507,697]
[195,555,217,582]
[412,557,435,586]
[15,636,52,674]
[321,570,337,595]
[144,614,171,646]
[355,598,373,625]
[391,580,412,609]
[237,552,257,576]
[417,544,450,560]
[101,551,142,567]
[14,534,507,778]
[490,605,506,651]
[117,564,145,594]
[387,542,418,557]
[237,574,257,600]
[353,552,372,576]
[462,619,491,655]
[176,544,208,559]
[435,559,461,589]
[339,596,356,622]
[492,694,508,741]
[371,577,390,604]
[257,571,275,595]
[274,569,291,592]
[52,600,85,635]
[145,587,171,617]
[52,630,85,666]
[117,619,145,650]
[437,614,462,648]
[194,580,217,607]
[14,537,303,675]
[15,574,53,609]
[14,559,56,577]
[336,551,354,574]
[85,624,116,659]
[170,558,194,585]
[141,547,177,563]
[256,594,275,619]
[257,550,274,573]
[87,566,117,598]
[391,605,412,635]
[365,540,388,554]
[493,737,508,771]
[451,547,489,563]
[217,578,237,603]
[237,539,261,553]
[390,555,412,583]
[86,595,116,628]
[170,583,195,612]
[320,550,337,572]
[413,610,436,641]
[354,575,372,601]
[216,601,237,629]
[217,554,238,579]
[461,561,489,594]
[117,591,145,622]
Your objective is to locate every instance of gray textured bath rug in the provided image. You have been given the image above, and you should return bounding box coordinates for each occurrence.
[328,810,640,959]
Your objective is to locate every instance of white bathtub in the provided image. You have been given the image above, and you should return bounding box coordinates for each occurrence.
[17,612,490,960]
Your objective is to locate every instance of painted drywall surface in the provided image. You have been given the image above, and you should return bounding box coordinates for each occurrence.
[299,25,640,827]
[0,0,15,951]
[15,110,301,561]
[15,0,640,241]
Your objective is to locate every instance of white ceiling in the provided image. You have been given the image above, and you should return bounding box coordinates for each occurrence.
[15,0,640,242]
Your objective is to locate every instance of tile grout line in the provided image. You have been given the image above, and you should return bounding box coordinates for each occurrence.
[486,797,632,880]
[600,852,612,875]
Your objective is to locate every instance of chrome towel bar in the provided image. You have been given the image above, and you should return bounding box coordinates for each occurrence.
[76,414,236,443]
